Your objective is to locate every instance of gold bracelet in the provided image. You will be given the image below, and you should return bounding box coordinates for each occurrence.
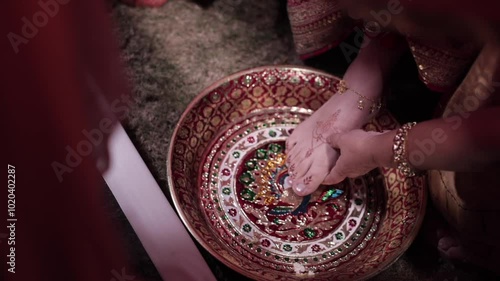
[393,122,417,177]
[336,80,382,113]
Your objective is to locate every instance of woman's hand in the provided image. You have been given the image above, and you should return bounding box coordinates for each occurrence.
[325,129,393,184]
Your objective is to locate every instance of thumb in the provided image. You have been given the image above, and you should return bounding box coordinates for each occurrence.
[326,133,342,149]
[323,157,346,185]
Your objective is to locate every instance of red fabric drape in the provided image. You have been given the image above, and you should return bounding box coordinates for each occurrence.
[1,1,139,280]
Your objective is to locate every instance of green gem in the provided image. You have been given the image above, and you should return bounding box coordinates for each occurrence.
[304,228,317,239]
[222,187,231,195]
[239,172,255,185]
[273,218,283,225]
[329,251,335,256]
[284,257,290,262]
[268,143,282,153]
[248,243,253,248]
[241,238,246,243]
[283,244,292,252]
[269,130,277,137]
[335,232,344,240]
[240,188,256,201]
[255,148,268,159]
[233,151,241,158]
[337,248,343,253]
[322,189,335,201]
[242,224,252,233]
[245,160,257,170]
[313,257,318,262]
[294,258,299,262]
[355,198,363,205]
[322,254,327,258]
[275,255,280,260]
[257,248,262,253]
[304,258,308,263]
[265,252,270,256]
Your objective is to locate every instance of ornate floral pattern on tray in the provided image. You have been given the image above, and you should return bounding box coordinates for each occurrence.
[168,66,426,281]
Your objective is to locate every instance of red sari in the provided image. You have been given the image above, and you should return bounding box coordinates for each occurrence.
[2,1,141,280]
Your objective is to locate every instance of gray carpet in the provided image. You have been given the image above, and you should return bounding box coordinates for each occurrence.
[110,0,498,280]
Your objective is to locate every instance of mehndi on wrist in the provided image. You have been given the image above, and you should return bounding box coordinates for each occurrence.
[336,79,382,113]
[392,122,418,177]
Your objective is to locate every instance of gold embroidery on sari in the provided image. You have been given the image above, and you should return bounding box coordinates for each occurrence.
[407,38,478,92]
[288,0,353,57]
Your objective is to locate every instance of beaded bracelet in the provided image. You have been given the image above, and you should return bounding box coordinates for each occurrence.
[393,122,417,177]
[336,80,382,113]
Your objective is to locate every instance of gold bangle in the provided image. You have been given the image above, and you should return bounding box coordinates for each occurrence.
[393,122,417,177]
[336,79,382,113]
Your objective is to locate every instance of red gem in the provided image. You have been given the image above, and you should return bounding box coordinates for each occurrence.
[247,136,255,143]
[261,239,271,247]
[222,169,231,176]
[311,244,321,252]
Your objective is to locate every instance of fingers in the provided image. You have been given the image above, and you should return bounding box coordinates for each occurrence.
[323,156,346,185]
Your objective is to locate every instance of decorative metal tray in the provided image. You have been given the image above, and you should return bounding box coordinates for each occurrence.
[168,66,426,281]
